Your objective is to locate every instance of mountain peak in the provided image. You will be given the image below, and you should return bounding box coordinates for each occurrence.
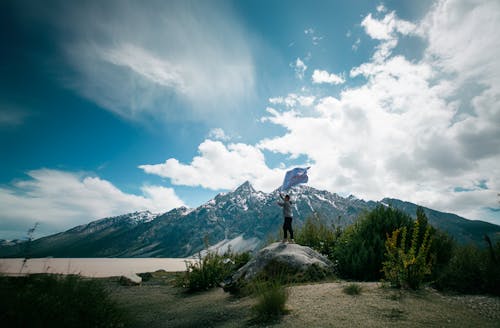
[234,181,256,194]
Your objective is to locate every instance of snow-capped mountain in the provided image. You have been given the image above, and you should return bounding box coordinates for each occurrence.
[0,182,498,258]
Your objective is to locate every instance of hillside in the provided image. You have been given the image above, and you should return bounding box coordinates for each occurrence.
[1,182,498,258]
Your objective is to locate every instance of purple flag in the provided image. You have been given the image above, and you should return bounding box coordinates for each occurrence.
[281,167,310,191]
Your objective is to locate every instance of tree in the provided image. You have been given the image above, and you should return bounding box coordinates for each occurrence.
[334,206,413,280]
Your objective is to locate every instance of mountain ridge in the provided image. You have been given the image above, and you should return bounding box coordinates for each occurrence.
[1,182,498,258]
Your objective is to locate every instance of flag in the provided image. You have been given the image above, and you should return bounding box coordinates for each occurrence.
[280,167,310,191]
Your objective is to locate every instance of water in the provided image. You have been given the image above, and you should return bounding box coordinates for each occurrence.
[0,258,194,277]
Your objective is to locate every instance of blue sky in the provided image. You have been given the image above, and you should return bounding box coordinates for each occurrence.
[1,0,499,239]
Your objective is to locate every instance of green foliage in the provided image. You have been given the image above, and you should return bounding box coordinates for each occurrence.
[0,274,127,328]
[295,213,341,260]
[343,283,362,295]
[428,228,455,281]
[249,279,289,323]
[334,206,413,280]
[382,218,433,289]
[178,249,251,292]
[435,240,500,295]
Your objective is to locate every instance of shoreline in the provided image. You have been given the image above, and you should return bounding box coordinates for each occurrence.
[0,258,194,277]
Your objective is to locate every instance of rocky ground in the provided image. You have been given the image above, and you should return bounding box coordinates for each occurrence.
[104,272,500,328]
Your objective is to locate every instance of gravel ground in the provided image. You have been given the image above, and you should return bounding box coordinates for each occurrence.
[106,275,500,328]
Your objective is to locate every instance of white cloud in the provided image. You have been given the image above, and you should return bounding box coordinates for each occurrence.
[361,11,417,41]
[304,27,323,45]
[0,169,185,238]
[377,4,387,13]
[257,0,500,224]
[57,0,255,122]
[138,0,500,225]
[304,28,314,35]
[312,69,345,85]
[361,11,418,62]
[293,57,308,79]
[352,38,361,51]
[139,140,283,192]
[269,94,315,108]
[208,128,231,141]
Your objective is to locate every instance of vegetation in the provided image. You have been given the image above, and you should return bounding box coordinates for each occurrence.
[382,218,433,289]
[288,205,498,296]
[434,240,500,295]
[0,274,127,328]
[343,283,362,295]
[334,206,413,280]
[178,248,251,292]
[295,213,341,260]
[249,278,289,323]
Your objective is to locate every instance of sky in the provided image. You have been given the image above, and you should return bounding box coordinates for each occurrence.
[1,0,499,239]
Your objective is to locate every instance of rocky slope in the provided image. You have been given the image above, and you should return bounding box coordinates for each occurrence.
[1,182,498,257]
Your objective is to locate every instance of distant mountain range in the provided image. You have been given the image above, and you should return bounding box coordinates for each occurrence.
[1,182,499,258]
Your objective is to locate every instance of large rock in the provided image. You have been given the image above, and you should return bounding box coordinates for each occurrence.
[223,242,335,292]
[119,273,142,286]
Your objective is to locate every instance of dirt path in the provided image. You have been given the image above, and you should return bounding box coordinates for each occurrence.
[106,275,500,327]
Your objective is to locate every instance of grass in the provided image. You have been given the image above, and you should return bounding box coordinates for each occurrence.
[0,274,128,328]
[343,283,362,295]
[249,279,289,323]
[177,250,251,292]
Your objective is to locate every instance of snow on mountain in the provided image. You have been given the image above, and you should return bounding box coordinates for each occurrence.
[1,181,498,258]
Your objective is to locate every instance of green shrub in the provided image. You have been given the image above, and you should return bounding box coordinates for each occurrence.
[435,240,500,295]
[178,249,251,292]
[382,218,433,289]
[343,283,362,295]
[0,274,127,328]
[250,279,289,323]
[295,213,341,260]
[334,206,413,280]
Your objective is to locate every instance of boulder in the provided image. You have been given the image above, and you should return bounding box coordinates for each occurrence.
[119,273,142,286]
[223,242,335,292]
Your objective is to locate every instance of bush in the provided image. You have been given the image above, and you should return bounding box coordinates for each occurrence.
[295,213,341,260]
[0,274,127,328]
[343,283,362,295]
[178,249,251,292]
[435,240,500,295]
[382,219,433,289]
[334,206,413,280]
[249,279,289,323]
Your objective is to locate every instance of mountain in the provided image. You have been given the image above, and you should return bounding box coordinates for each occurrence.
[1,182,498,258]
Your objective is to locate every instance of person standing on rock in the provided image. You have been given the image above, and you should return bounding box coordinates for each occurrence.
[277,193,294,243]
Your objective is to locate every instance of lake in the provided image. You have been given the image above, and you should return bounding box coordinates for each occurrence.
[0,258,195,277]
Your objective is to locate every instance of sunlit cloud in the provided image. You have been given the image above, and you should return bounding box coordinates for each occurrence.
[0,169,185,238]
[139,140,284,192]
[312,69,345,85]
[148,0,500,225]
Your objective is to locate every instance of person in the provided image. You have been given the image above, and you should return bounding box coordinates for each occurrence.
[277,193,294,242]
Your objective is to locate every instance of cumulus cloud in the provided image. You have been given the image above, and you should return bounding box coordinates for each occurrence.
[139,140,283,192]
[361,11,418,62]
[312,69,345,85]
[0,169,185,238]
[136,0,500,225]
[257,0,500,224]
[53,0,255,122]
